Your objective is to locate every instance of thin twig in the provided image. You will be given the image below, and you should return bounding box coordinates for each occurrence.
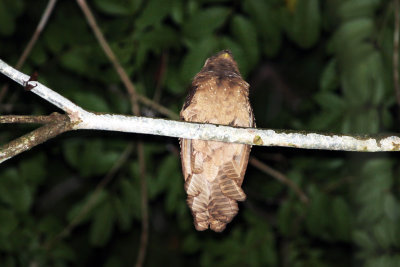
[44,143,135,250]
[0,59,87,115]
[0,113,63,124]
[394,0,400,107]
[0,0,58,103]
[76,0,177,119]
[152,52,168,104]
[76,0,140,115]
[136,95,179,119]
[135,143,148,267]
[249,157,309,203]
[75,2,149,265]
[323,175,355,193]
[0,113,71,162]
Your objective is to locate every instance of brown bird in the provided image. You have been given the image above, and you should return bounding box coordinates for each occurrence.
[180,50,254,232]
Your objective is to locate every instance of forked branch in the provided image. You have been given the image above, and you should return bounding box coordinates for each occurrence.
[1,59,400,164]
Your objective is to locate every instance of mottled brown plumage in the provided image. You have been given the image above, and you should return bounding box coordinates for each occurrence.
[180,50,254,232]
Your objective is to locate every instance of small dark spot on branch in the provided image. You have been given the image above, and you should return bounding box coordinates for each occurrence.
[24,71,38,91]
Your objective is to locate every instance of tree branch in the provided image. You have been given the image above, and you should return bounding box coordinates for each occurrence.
[1,58,400,164]
[249,157,309,203]
[0,113,63,124]
[0,113,72,162]
[0,0,58,103]
[76,0,178,120]
[75,1,149,264]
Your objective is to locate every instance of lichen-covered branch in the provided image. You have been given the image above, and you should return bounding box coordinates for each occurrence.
[0,113,64,124]
[0,0,58,103]
[0,59,87,117]
[76,112,400,152]
[0,113,72,163]
[249,157,309,203]
[1,58,400,165]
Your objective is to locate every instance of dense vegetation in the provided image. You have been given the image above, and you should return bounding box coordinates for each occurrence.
[0,0,399,266]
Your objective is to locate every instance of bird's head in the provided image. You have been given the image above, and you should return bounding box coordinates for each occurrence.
[201,50,241,77]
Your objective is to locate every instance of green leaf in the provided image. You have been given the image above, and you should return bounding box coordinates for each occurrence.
[19,153,46,185]
[153,155,184,214]
[278,201,294,236]
[364,109,379,133]
[44,15,90,54]
[60,49,90,75]
[231,15,259,67]
[51,244,76,261]
[83,141,118,176]
[135,25,179,52]
[182,7,230,40]
[182,234,200,254]
[67,190,108,223]
[339,0,381,20]
[165,174,184,214]
[244,0,282,56]
[120,178,141,219]
[384,194,399,221]
[73,91,110,112]
[104,257,123,267]
[332,18,373,54]
[38,216,63,236]
[113,197,132,231]
[30,43,48,65]
[94,0,142,16]
[0,208,18,235]
[306,190,329,237]
[286,0,321,48]
[331,197,352,241]
[320,59,338,92]
[187,0,200,16]
[90,200,115,246]
[314,92,345,111]
[373,220,395,249]
[150,155,178,198]
[309,110,342,131]
[63,139,82,169]
[199,0,232,2]
[1,257,16,267]
[64,139,119,177]
[366,256,400,267]
[219,37,250,77]
[365,51,385,106]
[180,36,218,83]
[353,230,375,251]
[171,0,184,24]
[165,65,185,94]
[135,0,173,30]
[0,0,23,36]
[0,169,32,212]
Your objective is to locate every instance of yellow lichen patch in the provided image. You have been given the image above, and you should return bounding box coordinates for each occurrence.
[392,142,400,151]
[253,135,264,145]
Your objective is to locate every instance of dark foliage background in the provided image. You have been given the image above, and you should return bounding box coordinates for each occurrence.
[0,0,399,266]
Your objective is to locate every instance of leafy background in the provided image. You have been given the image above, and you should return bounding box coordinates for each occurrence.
[0,0,400,266]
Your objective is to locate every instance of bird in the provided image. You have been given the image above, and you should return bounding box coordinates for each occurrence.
[180,50,254,232]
